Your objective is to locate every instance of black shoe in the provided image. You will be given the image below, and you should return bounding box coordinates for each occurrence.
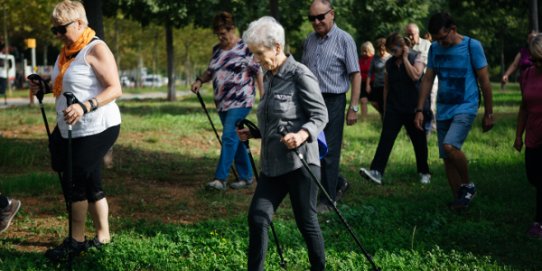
[335,181,350,202]
[448,184,477,211]
[88,236,106,250]
[316,201,335,214]
[45,237,88,262]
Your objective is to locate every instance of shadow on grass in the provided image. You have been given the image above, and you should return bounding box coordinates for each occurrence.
[1,105,541,269]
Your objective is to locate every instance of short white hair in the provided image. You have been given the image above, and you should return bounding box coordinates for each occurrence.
[242,16,285,49]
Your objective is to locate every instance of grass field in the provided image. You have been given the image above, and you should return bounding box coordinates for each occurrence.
[0,83,541,270]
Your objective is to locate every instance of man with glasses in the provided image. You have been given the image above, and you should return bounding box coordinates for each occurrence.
[414,12,494,210]
[302,0,361,213]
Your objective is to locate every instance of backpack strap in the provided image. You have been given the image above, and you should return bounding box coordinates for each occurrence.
[467,37,482,106]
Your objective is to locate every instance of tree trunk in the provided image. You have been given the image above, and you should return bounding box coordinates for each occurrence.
[166,23,176,101]
[269,0,279,19]
[530,0,539,32]
[83,0,105,40]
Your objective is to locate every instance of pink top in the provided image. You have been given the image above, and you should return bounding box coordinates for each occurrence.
[521,66,542,148]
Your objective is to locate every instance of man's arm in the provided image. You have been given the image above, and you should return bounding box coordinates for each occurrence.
[346,72,361,125]
[477,67,494,132]
[414,68,436,130]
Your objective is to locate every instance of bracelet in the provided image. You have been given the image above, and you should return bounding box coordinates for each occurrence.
[89,98,98,111]
[77,101,88,114]
[414,108,423,113]
[195,76,203,83]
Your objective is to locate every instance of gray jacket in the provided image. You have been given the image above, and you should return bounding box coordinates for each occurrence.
[257,55,328,177]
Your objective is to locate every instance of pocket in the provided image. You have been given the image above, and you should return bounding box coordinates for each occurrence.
[272,93,294,114]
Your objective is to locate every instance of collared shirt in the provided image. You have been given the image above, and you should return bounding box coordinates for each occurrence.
[412,38,431,65]
[257,55,328,177]
[301,24,360,94]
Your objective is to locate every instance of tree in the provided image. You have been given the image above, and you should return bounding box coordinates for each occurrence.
[83,0,105,40]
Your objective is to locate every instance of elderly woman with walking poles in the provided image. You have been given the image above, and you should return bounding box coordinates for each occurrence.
[191,11,263,191]
[29,0,121,262]
[238,16,328,271]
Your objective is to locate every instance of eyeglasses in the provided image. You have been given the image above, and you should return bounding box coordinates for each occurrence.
[308,9,332,22]
[434,30,451,44]
[51,21,75,35]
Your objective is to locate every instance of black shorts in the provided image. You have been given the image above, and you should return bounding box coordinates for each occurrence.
[49,125,120,202]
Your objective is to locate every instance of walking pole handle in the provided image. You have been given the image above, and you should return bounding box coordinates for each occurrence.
[63,92,76,107]
[27,74,50,104]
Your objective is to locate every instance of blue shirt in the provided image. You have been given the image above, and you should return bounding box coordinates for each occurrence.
[301,24,359,94]
[427,36,487,120]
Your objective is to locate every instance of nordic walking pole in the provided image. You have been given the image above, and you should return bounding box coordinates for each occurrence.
[195,91,242,182]
[28,74,67,203]
[237,119,286,269]
[28,74,52,137]
[63,92,77,270]
[278,126,381,271]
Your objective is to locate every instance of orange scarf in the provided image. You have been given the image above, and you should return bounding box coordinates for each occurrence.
[53,27,96,97]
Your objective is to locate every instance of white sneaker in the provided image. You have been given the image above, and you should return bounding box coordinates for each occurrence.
[359,168,383,185]
[420,173,431,184]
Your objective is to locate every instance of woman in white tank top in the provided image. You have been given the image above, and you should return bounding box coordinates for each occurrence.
[29,0,121,262]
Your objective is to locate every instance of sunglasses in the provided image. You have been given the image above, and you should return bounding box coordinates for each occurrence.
[308,9,332,22]
[51,21,74,35]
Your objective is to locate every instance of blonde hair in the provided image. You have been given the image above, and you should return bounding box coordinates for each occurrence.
[530,34,542,60]
[51,0,88,26]
[361,41,375,56]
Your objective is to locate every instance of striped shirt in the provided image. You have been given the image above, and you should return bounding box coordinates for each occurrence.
[302,24,359,94]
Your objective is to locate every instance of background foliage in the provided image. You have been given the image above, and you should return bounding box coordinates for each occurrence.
[0,0,538,82]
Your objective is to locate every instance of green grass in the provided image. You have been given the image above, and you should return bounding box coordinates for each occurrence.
[1,84,541,270]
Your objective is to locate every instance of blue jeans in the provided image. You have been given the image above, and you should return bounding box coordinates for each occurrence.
[215,107,253,182]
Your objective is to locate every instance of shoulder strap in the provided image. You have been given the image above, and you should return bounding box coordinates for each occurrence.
[468,37,482,106]
[468,37,479,79]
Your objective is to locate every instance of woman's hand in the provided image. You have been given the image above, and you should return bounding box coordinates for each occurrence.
[191,80,202,93]
[236,127,251,141]
[414,111,424,131]
[281,130,309,149]
[402,45,410,59]
[28,79,42,96]
[513,136,523,152]
[63,104,85,125]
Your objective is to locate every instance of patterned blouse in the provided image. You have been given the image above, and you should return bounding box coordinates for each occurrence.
[207,40,259,111]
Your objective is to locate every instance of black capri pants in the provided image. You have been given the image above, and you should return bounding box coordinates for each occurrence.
[49,125,120,202]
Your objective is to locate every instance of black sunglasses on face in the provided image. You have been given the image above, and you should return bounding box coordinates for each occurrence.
[51,21,74,35]
[308,9,332,22]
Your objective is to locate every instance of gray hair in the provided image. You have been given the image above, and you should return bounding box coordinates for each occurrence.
[530,34,542,60]
[242,16,285,49]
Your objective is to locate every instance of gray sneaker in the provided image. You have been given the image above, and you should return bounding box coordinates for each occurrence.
[206,180,227,191]
[0,199,21,234]
[230,179,253,189]
[419,173,431,184]
[359,168,383,185]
